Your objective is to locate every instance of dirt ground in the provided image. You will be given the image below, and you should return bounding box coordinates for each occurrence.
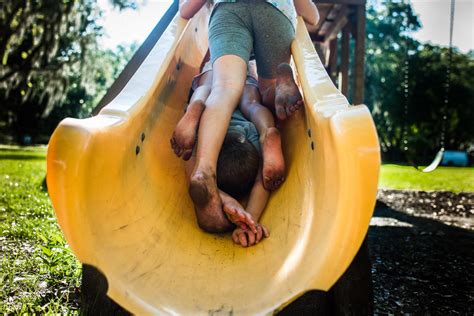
[370,190,473,314]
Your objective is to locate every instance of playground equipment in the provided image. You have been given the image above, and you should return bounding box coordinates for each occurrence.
[441,151,469,167]
[402,0,456,173]
[46,3,380,315]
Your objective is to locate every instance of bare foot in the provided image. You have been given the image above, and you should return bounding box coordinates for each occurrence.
[261,127,285,190]
[189,167,229,232]
[221,197,257,233]
[170,100,205,161]
[275,63,303,121]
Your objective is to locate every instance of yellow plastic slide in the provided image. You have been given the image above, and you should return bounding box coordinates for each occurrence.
[47,6,380,315]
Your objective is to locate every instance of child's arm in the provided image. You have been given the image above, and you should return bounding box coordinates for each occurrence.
[179,0,207,19]
[293,0,320,26]
[245,168,270,222]
[232,168,270,247]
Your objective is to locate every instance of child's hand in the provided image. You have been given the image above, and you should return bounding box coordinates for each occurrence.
[232,224,270,247]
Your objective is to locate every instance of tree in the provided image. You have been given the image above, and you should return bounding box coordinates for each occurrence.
[0,0,138,142]
[42,43,138,140]
[364,0,474,162]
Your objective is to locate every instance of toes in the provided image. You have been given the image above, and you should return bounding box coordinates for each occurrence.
[275,103,287,121]
[175,146,183,157]
[285,105,292,118]
[182,149,193,161]
[170,138,176,151]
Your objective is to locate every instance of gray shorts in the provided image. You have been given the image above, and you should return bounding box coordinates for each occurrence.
[209,0,295,79]
[191,61,259,92]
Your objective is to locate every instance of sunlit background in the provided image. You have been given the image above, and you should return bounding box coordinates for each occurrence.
[98,0,473,52]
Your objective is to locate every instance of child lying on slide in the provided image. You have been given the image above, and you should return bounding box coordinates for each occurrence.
[170,60,285,247]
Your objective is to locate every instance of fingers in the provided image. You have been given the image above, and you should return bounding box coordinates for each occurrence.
[239,231,248,247]
[256,225,263,242]
[232,230,240,244]
[232,224,270,247]
[246,230,256,246]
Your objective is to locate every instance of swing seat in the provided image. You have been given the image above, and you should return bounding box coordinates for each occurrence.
[47,7,380,315]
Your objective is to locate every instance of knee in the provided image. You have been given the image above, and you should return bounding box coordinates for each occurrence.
[196,212,233,234]
[212,81,244,98]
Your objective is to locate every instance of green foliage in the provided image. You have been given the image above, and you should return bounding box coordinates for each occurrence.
[0,0,139,143]
[365,0,474,162]
[0,146,80,313]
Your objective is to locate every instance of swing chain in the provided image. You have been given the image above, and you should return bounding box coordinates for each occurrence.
[402,1,410,153]
[441,0,456,150]
[403,0,455,153]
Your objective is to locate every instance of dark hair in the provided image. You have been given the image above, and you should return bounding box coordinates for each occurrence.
[217,132,260,199]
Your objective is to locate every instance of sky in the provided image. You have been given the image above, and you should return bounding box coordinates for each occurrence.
[97,0,473,53]
[97,0,173,49]
[411,0,473,53]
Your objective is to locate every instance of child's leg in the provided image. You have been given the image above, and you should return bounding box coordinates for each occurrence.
[259,65,304,121]
[189,55,248,225]
[185,155,257,234]
[184,156,233,233]
[250,2,304,120]
[189,1,256,226]
[240,84,285,190]
[171,71,212,161]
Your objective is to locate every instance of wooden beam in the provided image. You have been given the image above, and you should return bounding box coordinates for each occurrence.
[340,24,350,97]
[313,4,333,33]
[323,5,348,43]
[352,4,365,105]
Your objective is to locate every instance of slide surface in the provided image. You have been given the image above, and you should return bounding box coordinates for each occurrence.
[47,7,380,315]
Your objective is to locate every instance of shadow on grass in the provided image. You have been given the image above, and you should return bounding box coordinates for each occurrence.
[368,201,473,314]
[0,154,45,161]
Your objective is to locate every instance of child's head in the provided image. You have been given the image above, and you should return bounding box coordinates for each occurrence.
[217,132,260,199]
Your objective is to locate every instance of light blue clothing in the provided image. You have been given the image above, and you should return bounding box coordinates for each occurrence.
[228,109,261,154]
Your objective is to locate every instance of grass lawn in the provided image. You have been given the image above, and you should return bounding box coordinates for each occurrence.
[0,146,80,314]
[379,164,474,193]
[1,146,472,313]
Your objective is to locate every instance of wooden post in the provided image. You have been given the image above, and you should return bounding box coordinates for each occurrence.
[353,4,366,105]
[329,38,338,84]
[341,24,350,97]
